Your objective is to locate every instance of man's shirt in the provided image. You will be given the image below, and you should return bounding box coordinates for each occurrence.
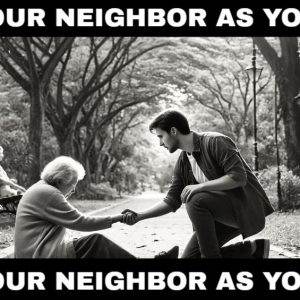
[186,153,208,184]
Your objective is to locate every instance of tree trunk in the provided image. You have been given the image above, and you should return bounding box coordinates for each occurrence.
[57,130,75,156]
[278,78,300,172]
[254,37,300,172]
[28,88,44,185]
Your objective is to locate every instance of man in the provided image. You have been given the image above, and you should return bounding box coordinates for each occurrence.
[0,145,26,197]
[122,110,274,258]
[14,156,178,258]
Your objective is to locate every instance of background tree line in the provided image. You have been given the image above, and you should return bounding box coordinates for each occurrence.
[0,37,299,208]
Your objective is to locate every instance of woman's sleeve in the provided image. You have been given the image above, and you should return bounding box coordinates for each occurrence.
[43,192,113,231]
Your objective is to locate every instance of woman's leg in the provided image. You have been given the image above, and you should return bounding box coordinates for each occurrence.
[73,233,136,259]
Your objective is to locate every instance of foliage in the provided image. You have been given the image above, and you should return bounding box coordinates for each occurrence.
[74,181,119,200]
[0,80,60,186]
[0,86,30,185]
[0,37,295,198]
[0,225,14,249]
[258,166,300,211]
[280,169,300,211]
[87,182,119,200]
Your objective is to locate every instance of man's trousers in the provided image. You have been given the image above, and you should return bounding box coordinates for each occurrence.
[182,191,253,258]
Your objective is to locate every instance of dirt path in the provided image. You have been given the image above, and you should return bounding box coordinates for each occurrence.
[65,191,299,258]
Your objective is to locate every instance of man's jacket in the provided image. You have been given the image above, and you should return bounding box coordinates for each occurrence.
[164,131,274,238]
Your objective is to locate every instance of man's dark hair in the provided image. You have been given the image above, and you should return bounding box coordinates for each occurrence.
[149,110,190,134]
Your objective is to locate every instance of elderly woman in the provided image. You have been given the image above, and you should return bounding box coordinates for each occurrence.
[14,156,178,259]
[0,146,26,197]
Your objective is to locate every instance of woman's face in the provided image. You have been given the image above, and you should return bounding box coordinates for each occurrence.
[62,177,78,198]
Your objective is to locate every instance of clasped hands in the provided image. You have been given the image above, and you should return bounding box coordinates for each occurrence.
[120,209,139,225]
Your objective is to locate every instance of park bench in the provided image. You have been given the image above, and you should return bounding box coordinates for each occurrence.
[0,194,22,215]
[0,195,21,258]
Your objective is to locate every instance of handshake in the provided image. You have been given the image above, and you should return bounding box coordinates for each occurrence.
[120,209,140,225]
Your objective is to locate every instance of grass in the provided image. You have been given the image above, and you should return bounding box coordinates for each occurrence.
[0,224,14,249]
[258,211,300,252]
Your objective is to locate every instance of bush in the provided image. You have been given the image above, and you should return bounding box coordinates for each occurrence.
[258,165,300,211]
[280,169,300,211]
[87,182,119,200]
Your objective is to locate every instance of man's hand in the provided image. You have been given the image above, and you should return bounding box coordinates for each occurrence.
[121,209,139,225]
[181,184,204,204]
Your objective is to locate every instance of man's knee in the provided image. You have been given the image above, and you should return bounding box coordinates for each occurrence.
[185,192,211,213]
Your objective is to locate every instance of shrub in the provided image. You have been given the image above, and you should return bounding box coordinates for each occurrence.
[280,169,300,211]
[87,182,119,200]
[258,165,300,211]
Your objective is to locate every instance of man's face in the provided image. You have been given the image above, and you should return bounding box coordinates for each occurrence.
[154,128,179,153]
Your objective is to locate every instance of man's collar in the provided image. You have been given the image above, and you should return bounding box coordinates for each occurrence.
[190,131,202,152]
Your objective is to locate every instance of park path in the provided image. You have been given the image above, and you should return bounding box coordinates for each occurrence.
[66,191,299,258]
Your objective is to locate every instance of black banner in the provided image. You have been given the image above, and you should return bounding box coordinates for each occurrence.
[0,2,300,36]
[0,259,299,298]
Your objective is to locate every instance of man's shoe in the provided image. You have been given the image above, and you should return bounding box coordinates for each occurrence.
[252,239,270,258]
[154,246,179,259]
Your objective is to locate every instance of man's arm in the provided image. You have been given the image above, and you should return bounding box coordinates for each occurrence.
[122,156,184,225]
[201,174,244,190]
[139,200,173,220]
[181,174,243,203]
[122,201,173,225]
[181,135,247,203]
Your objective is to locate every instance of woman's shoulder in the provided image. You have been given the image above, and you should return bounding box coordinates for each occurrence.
[24,180,62,199]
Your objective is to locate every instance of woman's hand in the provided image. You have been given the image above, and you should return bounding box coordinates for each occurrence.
[110,214,125,223]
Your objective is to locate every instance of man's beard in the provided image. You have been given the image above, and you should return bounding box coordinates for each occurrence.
[168,140,179,153]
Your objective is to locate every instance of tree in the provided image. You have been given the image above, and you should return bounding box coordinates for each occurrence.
[0,85,29,185]
[143,37,272,143]
[0,37,169,185]
[0,37,74,183]
[254,37,300,172]
[183,38,272,143]
[45,37,169,157]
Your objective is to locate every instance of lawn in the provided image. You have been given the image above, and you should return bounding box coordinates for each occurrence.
[258,211,300,252]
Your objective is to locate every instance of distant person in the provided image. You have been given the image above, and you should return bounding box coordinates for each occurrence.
[122,110,275,258]
[0,146,26,198]
[14,156,178,258]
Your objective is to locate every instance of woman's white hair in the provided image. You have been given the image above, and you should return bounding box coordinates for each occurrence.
[40,156,85,187]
